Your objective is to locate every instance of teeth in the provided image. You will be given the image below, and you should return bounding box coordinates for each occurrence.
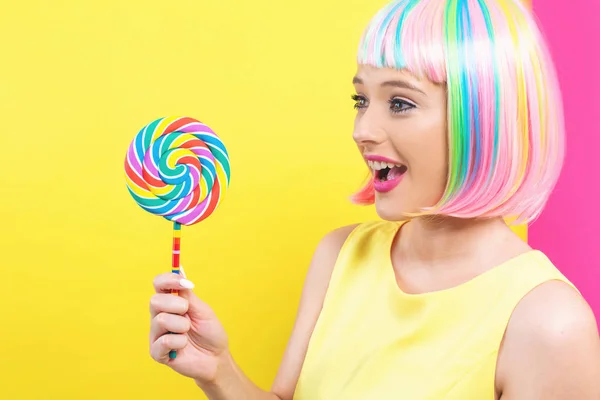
[367,160,404,171]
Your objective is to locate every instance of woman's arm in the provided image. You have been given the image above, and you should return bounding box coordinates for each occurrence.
[270,224,359,399]
[496,280,600,399]
[197,224,359,400]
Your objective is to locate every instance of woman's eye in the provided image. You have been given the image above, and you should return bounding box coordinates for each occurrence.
[351,94,368,110]
[389,98,415,114]
[351,95,415,114]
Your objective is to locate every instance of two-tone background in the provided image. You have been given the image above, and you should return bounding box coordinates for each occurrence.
[0,0,597,398]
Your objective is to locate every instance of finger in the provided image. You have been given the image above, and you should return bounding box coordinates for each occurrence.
[149,293,189,318]
[153,271,217,322]
[149,312,191,343]
[177,288,218,321]
[153,272,195,293]
[150,333,188,364]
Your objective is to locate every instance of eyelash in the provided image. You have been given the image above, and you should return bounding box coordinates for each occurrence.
[351,94,415,114]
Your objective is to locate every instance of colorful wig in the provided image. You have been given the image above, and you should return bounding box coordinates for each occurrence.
[350,0,564,225]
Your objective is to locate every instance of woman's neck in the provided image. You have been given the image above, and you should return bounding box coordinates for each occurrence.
[395,215,528,269]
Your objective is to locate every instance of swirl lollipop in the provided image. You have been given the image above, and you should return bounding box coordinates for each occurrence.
[124,116,231,358]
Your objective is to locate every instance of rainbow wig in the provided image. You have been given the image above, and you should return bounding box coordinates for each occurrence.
[350,0,564,225]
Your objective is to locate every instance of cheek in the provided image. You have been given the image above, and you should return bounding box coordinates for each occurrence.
[409,156,446,190]
[395,121,447,170]
[397,120,448,191]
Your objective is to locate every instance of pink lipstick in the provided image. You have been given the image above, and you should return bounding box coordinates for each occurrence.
[364,154,407,193]
[373,172,404,192]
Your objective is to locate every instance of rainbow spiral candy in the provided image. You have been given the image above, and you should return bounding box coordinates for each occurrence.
[124,116,230,359]
[125,116,230,225]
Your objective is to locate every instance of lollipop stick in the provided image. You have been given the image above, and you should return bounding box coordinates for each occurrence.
[169,222,182,359]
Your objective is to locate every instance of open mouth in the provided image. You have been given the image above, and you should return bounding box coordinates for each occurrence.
[367,160,408,182]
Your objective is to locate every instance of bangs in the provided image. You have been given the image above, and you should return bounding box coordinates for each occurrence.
[357,0,447,84]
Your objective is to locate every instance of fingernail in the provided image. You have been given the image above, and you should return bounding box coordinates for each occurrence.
[179,279,195,289]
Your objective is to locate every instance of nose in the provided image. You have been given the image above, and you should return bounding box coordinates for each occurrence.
[352,110,386,146]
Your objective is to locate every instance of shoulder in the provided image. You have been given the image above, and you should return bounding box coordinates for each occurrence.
[497,278,600,399]
[310,220,392,269]
[305,223,361,289]
[314,223,361,257]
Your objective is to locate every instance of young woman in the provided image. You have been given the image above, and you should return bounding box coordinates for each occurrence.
[148,0,600,398]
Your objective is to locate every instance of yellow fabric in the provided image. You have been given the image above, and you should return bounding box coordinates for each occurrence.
[294,220,573,400]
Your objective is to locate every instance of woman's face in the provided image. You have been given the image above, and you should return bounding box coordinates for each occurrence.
[352,64,448,221]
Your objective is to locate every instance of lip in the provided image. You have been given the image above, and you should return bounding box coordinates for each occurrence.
[373,173,404,193]
[364,154,404,165]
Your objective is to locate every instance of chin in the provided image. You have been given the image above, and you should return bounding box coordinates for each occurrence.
[374,195,412,222]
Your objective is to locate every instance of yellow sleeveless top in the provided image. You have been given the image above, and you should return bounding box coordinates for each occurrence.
[294,220,574,400]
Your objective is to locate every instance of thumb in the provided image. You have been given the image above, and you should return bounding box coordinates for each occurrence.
[177,265,217,321]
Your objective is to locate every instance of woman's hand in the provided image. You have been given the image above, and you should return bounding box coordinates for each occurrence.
[149,272,230,384]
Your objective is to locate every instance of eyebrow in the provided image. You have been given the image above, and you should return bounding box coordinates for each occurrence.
[352,76,426,95]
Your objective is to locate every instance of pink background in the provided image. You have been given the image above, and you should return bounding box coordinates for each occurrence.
[530,0,600,322]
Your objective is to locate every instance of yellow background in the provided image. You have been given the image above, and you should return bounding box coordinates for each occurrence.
[0,0,527,398]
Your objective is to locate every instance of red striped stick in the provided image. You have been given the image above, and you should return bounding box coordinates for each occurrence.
[169,222,182,359]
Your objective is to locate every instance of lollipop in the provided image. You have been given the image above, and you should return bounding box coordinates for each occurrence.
[124,116,231,358]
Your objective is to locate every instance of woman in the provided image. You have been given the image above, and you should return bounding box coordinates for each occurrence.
[148,0,600,398]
